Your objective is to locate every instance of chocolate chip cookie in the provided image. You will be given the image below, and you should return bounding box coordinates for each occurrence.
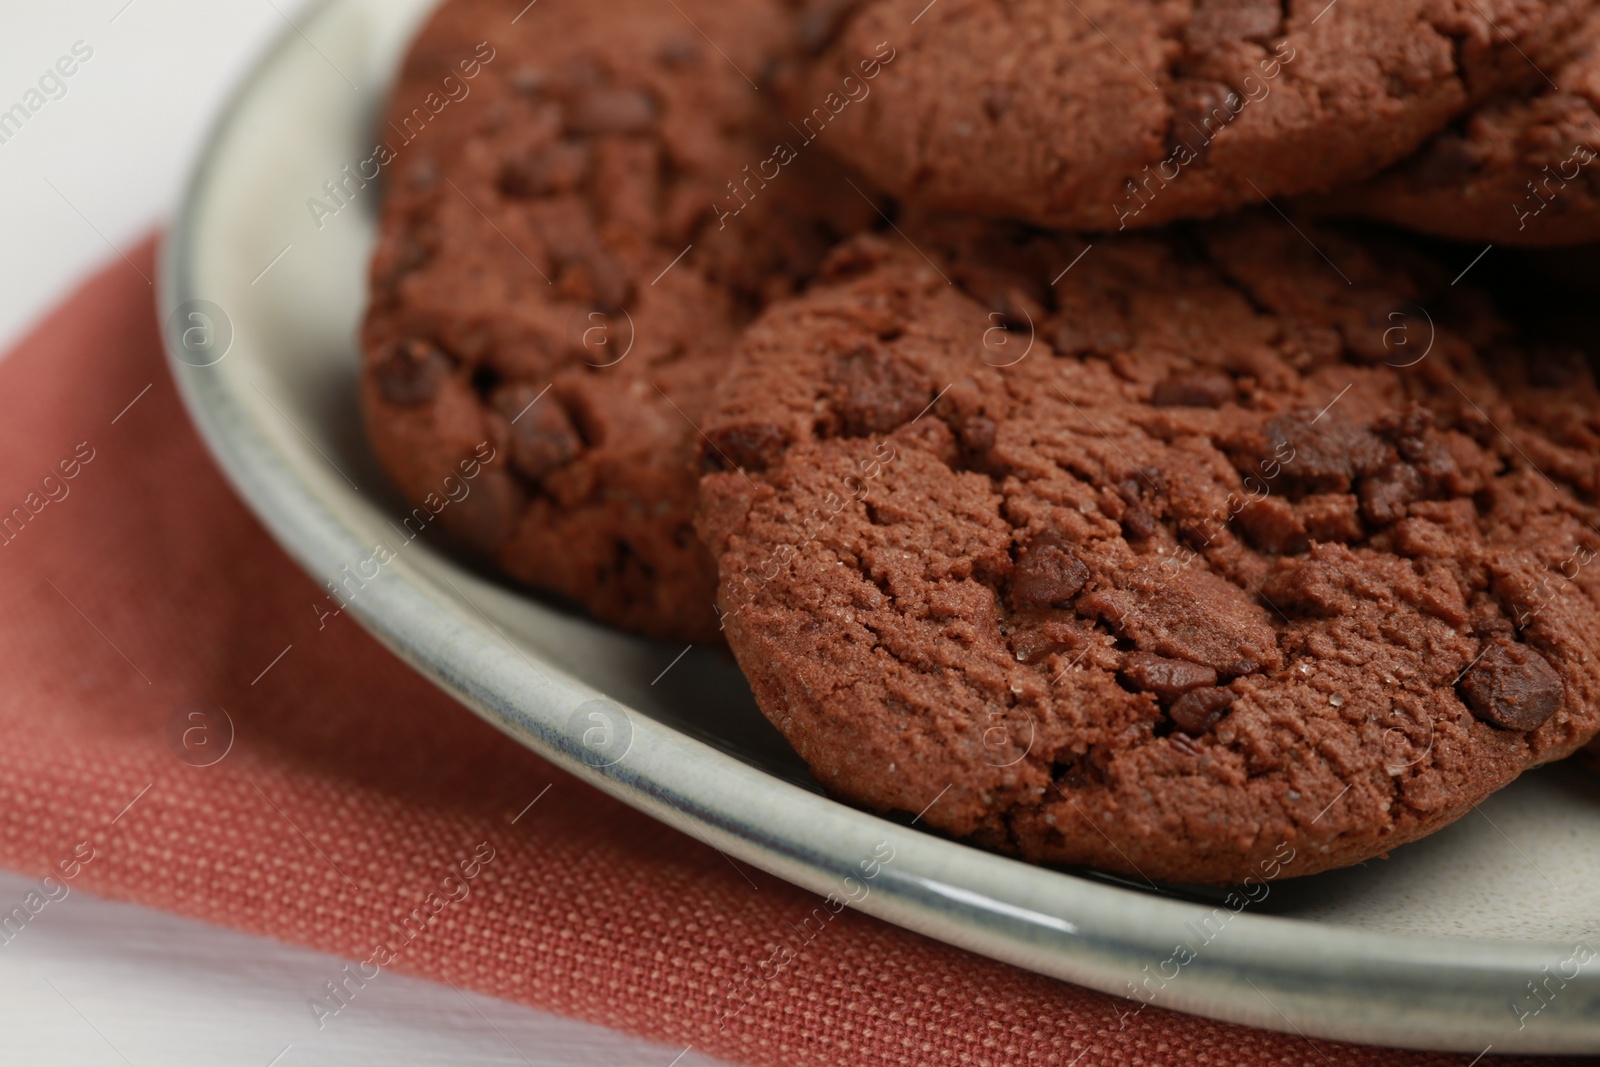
[360,0,875,642]
[781,0,1590,232]
[1314,5,1600,245]
[696,215,1600,884]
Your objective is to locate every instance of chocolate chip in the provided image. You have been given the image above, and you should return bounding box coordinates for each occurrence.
[494,385,582,481]
[1167,81,1242,162]
[1459,643,1564,731]
[566,88,657,135]
[497,141,591,198]
[1261,412,1390,492]
[1409,135,1481,189]
[960,415,997,455]
[1169,732,1206,758]
[1122,504,1158,542]
[1168,686,1236,736]
[983,84,1012,120]
[1358,462,1424,526]
[658,37,699,68]
[701,422,790,474]
[952,262,1045,330]
[1395,431,1456,484]
[1152,371,1234,408]
[796,0,856,53]
[374,340,453,406]
[585,254,633,312]
[1121,652,1218,701]
[828,343,931,437]
[1012,538,1090,607]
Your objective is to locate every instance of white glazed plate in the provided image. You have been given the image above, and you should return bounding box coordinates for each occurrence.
[161,0,1600,1053]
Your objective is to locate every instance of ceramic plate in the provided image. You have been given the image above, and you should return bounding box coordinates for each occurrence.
[160,0,1600,1052]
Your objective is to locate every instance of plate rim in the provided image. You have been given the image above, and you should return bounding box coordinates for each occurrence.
[157,0,1600,1053]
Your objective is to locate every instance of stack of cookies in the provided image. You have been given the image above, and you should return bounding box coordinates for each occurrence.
[361,0,1600,885]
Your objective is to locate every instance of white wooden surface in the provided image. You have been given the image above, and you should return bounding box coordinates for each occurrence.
[0,4,729,1064]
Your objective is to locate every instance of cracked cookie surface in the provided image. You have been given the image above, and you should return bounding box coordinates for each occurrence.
[696,216,1600,884]
[781,0,1592,232]
[361,0,875,642]
[1315,5,1600,245]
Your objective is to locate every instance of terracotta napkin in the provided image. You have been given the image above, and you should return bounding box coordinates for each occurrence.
[0,237,1538,1066]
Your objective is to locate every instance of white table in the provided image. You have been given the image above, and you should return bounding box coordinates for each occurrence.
[0,5,726,1064]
